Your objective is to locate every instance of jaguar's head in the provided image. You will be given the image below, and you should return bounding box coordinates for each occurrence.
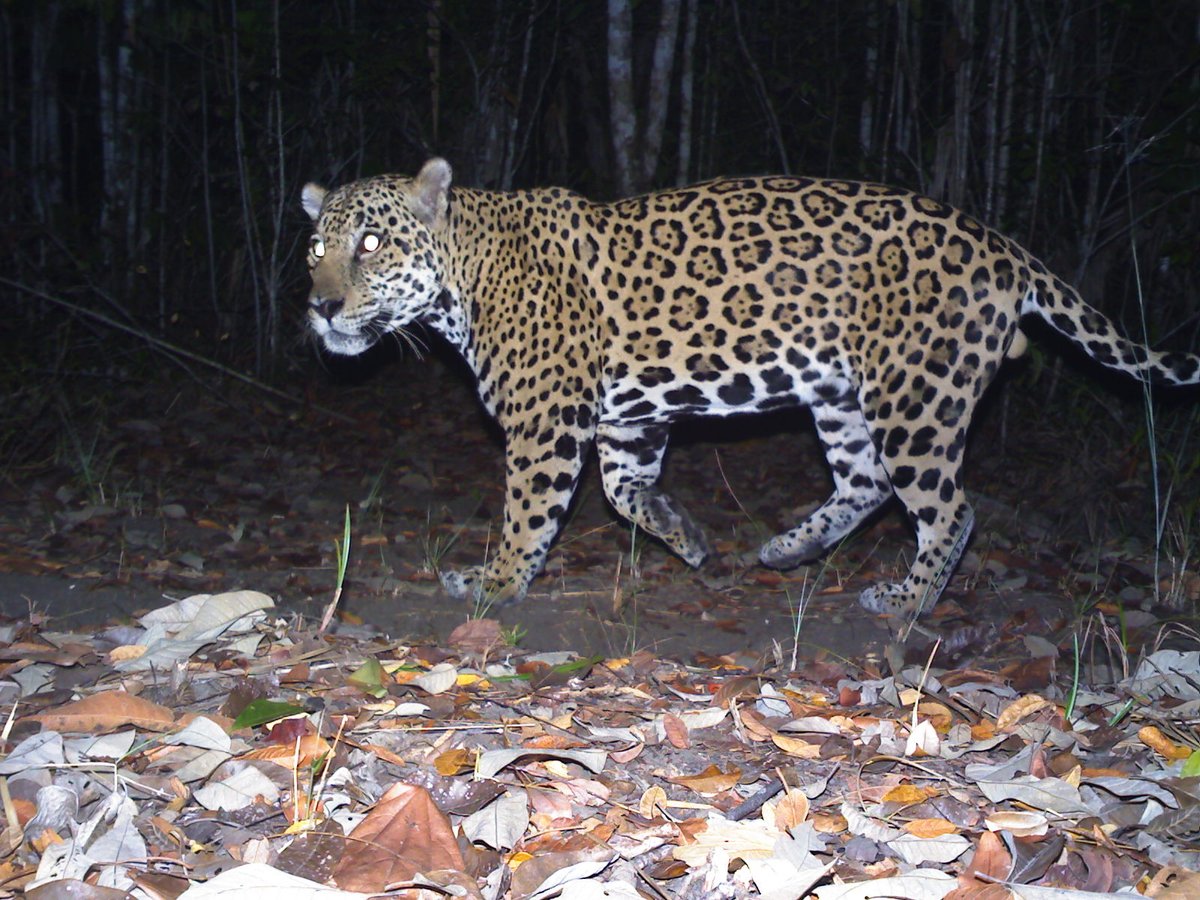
[301,158,452,356]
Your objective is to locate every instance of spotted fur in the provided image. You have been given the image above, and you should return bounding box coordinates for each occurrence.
[302,159,1200,619]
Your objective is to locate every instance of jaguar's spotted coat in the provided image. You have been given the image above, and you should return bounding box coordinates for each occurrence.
[302,159,1200,618]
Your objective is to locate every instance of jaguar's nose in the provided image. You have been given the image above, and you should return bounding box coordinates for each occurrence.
[310,297,345,321]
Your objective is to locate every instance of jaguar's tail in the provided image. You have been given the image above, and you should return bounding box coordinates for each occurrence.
[1019,262,1200,387]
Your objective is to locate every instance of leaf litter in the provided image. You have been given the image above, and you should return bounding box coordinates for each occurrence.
[1,590,1198,898]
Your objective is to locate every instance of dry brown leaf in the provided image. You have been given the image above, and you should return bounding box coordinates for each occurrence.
[334,737,402,766]
[1145,866,1200,898]
[639,785,667,819]
[1139,726,1192,761]
[905,817,958,838]
[944,880,1014,899]
[28,691,175,733]
[524,734,585,750]
[610,743,644,764]
[711,674,762,708]
[811,811,847,833]
[916,700,954,730]
[770,733,821,758]
[242,733,332,769]
[446,618,504,656]
[882,784,934,804]
[970,720,997,741]
[669,764,741,795]
[734,707,774,742]
[963,829,1012,883]
[663,713,690,749]
[108,645,146,664]
[434,747,475,776]
[332,782,465,892]
[772,791,809,830]
[996,694,1053,731]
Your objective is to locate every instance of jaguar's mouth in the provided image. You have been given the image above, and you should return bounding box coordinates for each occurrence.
[320,328,376,356]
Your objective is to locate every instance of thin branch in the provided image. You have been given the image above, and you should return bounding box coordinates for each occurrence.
[2,277,356,425]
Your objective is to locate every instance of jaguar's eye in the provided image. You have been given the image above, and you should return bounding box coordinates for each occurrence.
[360,232,382,254]
[311,237,325,259]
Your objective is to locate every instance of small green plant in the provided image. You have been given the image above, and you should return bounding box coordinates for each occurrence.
[419,505,467,575]
[500,623,526,646]
[1064,631,1082,720]
[55,416,119,506]
[319,504,352,633]
[359,455,395,512]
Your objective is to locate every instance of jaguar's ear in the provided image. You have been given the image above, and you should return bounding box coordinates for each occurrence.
[412,158,452,227]
[301,183,327,222]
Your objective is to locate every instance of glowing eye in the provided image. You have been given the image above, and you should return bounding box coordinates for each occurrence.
[311,237,325,259]
[360,233,381,254]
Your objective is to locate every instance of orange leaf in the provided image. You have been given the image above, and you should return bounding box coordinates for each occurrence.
[1139,726,1192,761]
[970,721,997,741]
[773,791,809,830]
[332,783,465,892]
[811,811,848,833]
[434,747,475,776]
[883,784,933,804]
[770,733,821,759]
[996,694,1052,731]
[28,691,175,733]
[242,733,331,769]
[670,764,741,795]
[905,817,958,838]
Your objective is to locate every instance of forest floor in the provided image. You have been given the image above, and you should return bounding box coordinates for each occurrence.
[1,351,1198,896]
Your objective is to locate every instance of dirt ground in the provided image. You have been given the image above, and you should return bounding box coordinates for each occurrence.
[0,345,1183,664]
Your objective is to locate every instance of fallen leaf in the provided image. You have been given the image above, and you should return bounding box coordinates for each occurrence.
[28,691,175,733]
[669,764,741,795]
[906,818,958,838]
[663,713,690,748]
[332,782,465,892]
[884,785,935,805]
[996,694,1053,731]
[1140,726,1192,761]
[771,733,821,758]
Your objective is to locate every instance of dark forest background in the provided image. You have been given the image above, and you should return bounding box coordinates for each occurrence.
[3,0,1200,522]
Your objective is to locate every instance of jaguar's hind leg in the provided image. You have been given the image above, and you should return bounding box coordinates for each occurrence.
[858,494,974,619]
[760,393,892,569]
[596,422,710,566]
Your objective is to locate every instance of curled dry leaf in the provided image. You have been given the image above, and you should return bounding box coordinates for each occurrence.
[639,786,667,819]
[983,810,1048,837]
[995,694,1053,731]
[1139,726,1193,761]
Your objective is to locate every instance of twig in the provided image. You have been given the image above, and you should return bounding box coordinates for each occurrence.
[727,777,784,821]
[2,277,356,424]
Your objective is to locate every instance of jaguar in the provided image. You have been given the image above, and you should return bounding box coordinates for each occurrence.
[302,158,1200,619]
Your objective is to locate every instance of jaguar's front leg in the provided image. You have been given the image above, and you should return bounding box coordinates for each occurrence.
[440,411,593,606]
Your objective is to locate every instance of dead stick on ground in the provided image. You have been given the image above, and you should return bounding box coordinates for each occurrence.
[3,277,356,425]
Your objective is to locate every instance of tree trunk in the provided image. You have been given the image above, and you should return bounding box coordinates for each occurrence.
[638,0,681,186]
[675,0,697,185]
[606,0,637,195]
